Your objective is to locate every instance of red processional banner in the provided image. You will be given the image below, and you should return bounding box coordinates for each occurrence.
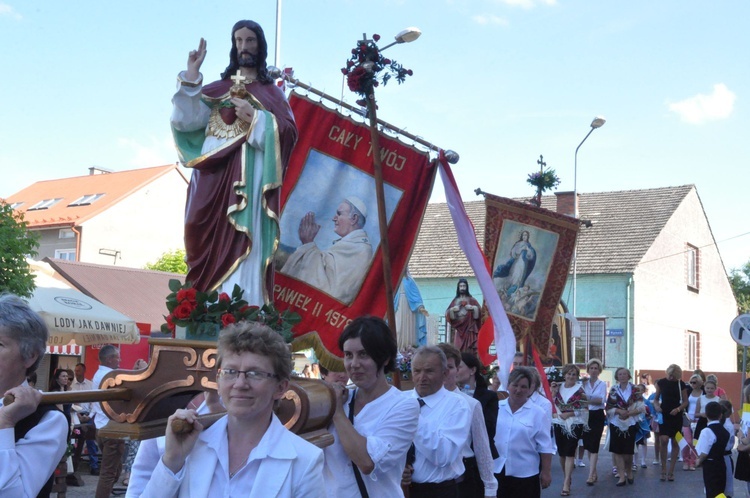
[482,193,579,363]
[274,93,436,368]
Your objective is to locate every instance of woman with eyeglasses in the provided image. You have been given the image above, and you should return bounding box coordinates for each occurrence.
[551,364,588,496]
[323,316,420,497]
[139,322,325,497]
[653,364,690,482]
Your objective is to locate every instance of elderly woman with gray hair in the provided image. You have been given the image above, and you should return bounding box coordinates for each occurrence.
[0,294,68,496]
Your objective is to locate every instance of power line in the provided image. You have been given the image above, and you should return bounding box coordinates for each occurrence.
[639,230,750,266]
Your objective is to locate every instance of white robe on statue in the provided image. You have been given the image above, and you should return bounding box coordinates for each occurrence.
[281,229,372,303]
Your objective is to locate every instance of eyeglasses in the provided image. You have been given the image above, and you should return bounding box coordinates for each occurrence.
[689,381,699,385]
[217,368,278,383]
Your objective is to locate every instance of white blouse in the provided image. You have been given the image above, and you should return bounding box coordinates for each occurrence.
[323,387,420,497]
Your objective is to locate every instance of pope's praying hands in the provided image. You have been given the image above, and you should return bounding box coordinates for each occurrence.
[298,212,321,244]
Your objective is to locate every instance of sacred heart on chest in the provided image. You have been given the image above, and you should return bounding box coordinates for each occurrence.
[219,107,237,125]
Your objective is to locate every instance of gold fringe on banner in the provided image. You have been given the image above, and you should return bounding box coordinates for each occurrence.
[292,331,345,373]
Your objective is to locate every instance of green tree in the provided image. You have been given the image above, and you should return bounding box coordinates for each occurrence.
[0,200,39,297]
[730,260,750,313]
[145,248,188,274]
[731,259,750,371]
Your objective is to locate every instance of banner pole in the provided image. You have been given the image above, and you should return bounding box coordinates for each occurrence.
[365,87,400,389]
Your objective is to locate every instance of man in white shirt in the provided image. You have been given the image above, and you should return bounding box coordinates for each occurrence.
[92,344,126,498]
[437,343,497,498]
[409,345,472,498]
[71,362,100,475]
[0,294,68,497]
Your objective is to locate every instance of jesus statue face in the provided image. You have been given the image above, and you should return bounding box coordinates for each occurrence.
[458,281,468,296]
[234,27,259,68]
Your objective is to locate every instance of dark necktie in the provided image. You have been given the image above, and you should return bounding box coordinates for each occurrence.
[418,398,426,408]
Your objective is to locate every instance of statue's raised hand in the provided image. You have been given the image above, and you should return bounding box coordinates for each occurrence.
[185,38,207,82]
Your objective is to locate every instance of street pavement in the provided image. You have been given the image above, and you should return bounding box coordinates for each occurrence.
[61,441,749,497]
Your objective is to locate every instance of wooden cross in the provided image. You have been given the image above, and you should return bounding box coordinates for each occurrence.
[230,70,246,86]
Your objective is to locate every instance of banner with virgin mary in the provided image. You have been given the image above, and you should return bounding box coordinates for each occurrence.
[274,94,436,368]
[483,193,580,363]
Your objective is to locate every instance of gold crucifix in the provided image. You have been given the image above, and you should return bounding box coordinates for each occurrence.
[229,69,249,99]
[230,70,247,86]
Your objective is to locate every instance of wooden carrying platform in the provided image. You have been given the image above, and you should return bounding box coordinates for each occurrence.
[41,338,336,448]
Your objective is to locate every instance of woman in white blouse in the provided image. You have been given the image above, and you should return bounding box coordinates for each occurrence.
[580,359,606,486]
[551,364,588,496]
[323,316,420,497]
[606,367,645,487]
[493,367,552,498]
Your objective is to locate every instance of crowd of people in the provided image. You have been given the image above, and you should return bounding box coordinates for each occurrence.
[3,289,749,498]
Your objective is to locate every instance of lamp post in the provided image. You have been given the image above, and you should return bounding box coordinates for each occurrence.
[571,117,605,358]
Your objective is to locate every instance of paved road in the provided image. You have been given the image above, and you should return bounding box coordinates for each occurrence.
[61,441,750,497]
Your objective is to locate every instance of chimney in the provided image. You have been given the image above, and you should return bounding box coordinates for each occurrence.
[555,191,577,217]
[88,166,113,175]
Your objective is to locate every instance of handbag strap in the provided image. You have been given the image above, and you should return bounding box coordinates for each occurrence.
[348,390,370,498]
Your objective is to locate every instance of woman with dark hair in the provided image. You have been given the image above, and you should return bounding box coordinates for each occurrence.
[456,351,499,497]
[551,364,588,496]
[323,316,420,497]
[457,352,498,452]
[49,368,73,432]
[581,359,606,486]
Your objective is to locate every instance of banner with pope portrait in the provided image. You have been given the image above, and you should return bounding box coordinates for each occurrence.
[274,93,436,368]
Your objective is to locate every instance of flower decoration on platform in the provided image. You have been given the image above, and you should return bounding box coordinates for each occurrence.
[161,279,300,342]
[341,33,413,105]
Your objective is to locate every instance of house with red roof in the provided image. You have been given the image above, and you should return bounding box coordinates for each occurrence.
[5,164,188,268]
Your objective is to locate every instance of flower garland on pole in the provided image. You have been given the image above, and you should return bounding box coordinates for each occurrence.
[341,33,413,112]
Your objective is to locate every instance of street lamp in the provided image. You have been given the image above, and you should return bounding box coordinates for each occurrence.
[572,116,606,350]
[379,27,422,51]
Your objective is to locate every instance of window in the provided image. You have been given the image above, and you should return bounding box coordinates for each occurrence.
[68,193,105,207]
[54,249,76,261]
[9,201,23,209]
[574,318,605,365]
[59,229,75,239]
[687,244,699,290]
[27,198,62,211]
[684,331,700,371]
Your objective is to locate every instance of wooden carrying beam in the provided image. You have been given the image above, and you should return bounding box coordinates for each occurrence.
[20,338,336,447]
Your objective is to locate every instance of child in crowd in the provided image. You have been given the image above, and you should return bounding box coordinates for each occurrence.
[696,402,730,498]
[718,400,735,498]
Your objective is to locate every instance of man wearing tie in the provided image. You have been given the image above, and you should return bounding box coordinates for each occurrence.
[408,346,472,498]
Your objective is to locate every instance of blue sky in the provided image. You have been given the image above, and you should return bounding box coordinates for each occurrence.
[1,0,747,272]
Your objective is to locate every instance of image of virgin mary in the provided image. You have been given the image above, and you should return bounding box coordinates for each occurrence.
[493,230,536,296]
